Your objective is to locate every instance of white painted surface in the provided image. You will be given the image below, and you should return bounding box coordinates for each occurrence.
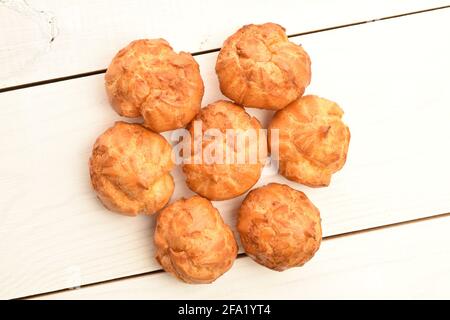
[0,5,449,299]
[0,0,449,88]
[36,215,450,300]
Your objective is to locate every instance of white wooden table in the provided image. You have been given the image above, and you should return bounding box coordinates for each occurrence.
[1,0,450,300]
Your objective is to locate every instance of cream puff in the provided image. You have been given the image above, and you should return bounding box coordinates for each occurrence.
[237,183,322,271]
[216,23,311,110]
[269,95,350,187]
[154,196,238,283]
[105,39,204,132]
[89,121,174,215]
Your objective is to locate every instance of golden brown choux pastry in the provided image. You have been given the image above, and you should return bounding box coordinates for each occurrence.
[154,196,238,284]
[216,23,311,110]
[237,183,322,271]
[269,95,350,187]
[182,100,267,200]
[105,39,204,132]
[89,121,174,216]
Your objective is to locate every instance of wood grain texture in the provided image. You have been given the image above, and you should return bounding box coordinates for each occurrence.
[1,9,450,299]
[1,0,449,89]
[34,215,450,299]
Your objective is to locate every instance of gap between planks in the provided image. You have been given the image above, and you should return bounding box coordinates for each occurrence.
[0,4,449,94]
[19,210,450,300]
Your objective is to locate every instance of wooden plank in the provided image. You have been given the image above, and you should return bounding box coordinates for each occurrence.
[33,215,450,299]
[1,9,450,299]
[1,0,449,89]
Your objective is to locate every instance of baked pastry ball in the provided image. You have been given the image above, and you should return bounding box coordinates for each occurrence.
[216,23,311,110]
[154,196,238,283]
[182,100,267,200]
[105,39,204,132]
[89,121,174,216]
[237,183,322,271]
[269,95,350,187]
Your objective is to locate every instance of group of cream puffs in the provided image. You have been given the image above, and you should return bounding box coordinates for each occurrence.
[89,23,350,283]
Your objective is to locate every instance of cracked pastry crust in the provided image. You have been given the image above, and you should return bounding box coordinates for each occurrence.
[154,196,238,284]
[237,183,322,271]
[269,95,350,187]
[216,23,311,110]
[105,39,204,132]
[89,121,174,216]
[182,100,267,200]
